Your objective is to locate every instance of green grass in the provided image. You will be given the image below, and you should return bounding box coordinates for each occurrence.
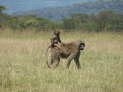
[0,29,123,92]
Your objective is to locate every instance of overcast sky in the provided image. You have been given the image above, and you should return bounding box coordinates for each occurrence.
[0,0,96,14]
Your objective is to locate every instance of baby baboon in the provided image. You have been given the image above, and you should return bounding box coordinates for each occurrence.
[47,46,61,68]
[46,32,62,68]
[45,31,62,55]
[46,32,85,69]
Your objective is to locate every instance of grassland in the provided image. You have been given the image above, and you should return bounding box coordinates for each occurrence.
[0,29,123,92]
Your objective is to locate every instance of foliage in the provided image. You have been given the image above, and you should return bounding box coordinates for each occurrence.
[0,5,6,14]
[0,5,123,32]
[0,14,61,31]
[63,11,123,32]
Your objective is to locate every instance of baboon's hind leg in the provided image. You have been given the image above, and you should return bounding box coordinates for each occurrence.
[74,53,81,69]
[66,54,76,69]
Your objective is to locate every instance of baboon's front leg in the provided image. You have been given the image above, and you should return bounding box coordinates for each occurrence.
[51,57,60,68]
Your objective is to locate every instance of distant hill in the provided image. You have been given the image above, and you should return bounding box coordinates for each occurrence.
[15,0,123,20]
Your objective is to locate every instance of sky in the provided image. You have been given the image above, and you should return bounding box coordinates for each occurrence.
[0,0,96,14]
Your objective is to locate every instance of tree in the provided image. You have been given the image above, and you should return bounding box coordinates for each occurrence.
[0,5,6,14]
[94,11,114,31]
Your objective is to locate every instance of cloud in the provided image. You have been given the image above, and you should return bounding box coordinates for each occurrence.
[44,0,62,7]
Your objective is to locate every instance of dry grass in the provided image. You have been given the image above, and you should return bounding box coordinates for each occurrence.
[0,29,123,92]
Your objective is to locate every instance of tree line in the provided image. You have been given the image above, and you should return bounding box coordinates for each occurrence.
[0,5,123,32]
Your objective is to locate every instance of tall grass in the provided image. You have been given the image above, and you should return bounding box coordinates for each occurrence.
[0,29,123,92]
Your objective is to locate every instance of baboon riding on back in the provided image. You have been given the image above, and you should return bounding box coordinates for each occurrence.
[46,32,85,69]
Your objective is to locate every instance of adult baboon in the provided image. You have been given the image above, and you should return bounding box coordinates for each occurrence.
[46,32,85,69]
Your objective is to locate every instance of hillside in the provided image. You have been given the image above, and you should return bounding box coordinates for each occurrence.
[15,0,123,20]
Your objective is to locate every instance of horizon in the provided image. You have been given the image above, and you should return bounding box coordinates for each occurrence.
[0,0,96,14]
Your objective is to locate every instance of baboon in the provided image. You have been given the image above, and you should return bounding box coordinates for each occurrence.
[45,31,62,55]
[53,31,62,43]
[46,32,85,69]
[45,32,62,68]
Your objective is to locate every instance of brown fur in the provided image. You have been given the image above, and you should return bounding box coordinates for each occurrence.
[46,32,85,69]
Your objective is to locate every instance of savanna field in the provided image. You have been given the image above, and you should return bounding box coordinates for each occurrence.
[0,29,123,92]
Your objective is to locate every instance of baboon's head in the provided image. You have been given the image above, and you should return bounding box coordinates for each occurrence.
[79,41,85,50]
[53,31,61,43]
[51,37,59,46]
[54,31,60,37]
